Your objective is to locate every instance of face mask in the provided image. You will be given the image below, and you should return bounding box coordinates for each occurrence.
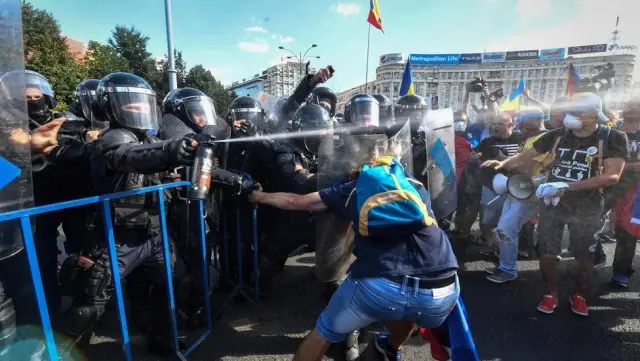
[563,114,582,129]
[27,98,51,125]
[454,121,466,132]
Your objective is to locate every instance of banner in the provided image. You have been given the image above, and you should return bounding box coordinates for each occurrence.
[482,52,506,63]
[567,44,607,55]
[539,48,566,60]
[379,53,404,66]
[505,50,539,61]
[608,44,638,52]
[459,53,482,64]
[409,54,460,65]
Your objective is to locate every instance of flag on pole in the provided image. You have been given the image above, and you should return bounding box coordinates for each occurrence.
[500,74,525,112]
[367,0,384,33]
[399,60,414,96]
[567,63,580,97]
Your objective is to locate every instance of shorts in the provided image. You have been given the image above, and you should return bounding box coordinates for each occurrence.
[537,198,603,258]
[316,273,459,343]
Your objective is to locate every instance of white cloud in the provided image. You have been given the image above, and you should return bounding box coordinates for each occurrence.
[514,0,551,21]
[279,36,295,44]
[245,26,267,33]
[332,3,360,16]
[271,34,277,40]
[237,39,269,53]
[207,67,233,86]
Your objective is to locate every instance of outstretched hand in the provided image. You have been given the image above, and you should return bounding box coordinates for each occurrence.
[30,117,66,154]
[481,159,504,170]
[248,186,264,203]
[311,67,332,85]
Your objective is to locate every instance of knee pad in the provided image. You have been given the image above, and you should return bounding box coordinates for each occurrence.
[63,305,104,337]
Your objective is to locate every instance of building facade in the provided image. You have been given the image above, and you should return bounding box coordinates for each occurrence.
[227,61,318,98]
[339,47,636,113]
[336,81,377,114]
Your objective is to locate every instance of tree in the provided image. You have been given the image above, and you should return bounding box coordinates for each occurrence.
[151,50,187,101]
[21,1,88,107]
[185,65,234,117]
[85,40,130,79]
[107,25,154,78]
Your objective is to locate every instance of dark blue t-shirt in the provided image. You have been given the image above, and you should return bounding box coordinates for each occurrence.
[464,122,488,148]
[318,180,459,279]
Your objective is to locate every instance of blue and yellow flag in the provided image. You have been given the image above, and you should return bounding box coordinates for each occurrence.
[399,60,414,96]
[367,0,384,33]
[500,74,525,112]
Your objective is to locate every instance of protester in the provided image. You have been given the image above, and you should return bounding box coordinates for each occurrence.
[483,93,628,316]
[248,140,459,361]
[471,113,525,249]
[486,107,550,283]
[610,97,640,287]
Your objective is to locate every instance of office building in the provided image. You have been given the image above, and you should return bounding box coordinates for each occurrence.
[227,61,316,98]
[337,46,636,113]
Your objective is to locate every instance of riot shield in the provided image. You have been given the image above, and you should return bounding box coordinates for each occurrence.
[0,0,32,259]
[316,132,388,283]
[420,108,457,220]
[386,119,413,175]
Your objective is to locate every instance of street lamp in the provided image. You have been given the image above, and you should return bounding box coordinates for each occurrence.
[278,44,320,76]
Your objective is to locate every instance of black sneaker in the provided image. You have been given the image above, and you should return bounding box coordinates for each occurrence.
[374,333,401,361]
[486,270,517,284]
[344,330,360,361]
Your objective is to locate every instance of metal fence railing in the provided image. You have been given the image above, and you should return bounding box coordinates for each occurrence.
[0,181,215,361]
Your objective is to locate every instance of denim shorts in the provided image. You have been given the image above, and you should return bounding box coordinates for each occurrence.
[316,273,460,343]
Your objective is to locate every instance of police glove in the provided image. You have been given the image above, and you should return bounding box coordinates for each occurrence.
[165,136,197,166]
[239,120,257,137]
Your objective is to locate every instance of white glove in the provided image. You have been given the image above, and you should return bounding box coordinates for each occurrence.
[536,182,569,198]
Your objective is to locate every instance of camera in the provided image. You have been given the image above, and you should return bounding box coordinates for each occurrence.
[468,77,487,93]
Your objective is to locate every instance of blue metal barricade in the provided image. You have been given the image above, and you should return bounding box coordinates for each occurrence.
[0,181,213,361]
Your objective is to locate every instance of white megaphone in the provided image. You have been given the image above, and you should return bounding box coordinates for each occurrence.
[492,173,546,200]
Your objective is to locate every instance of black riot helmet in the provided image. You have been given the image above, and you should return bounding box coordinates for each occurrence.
[162,87,220,131]
[228,96,266,135]
[307,86,337,117]
[395,94,428,128]
[292,103,332,154]
[95,72,159,130]
[74,79,100,120]
[344,93,379,127]
[24,70,58,126]
[371,93,392,125]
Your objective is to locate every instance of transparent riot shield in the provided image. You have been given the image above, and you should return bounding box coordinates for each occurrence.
[0,1,33,260]
[421,108,457,220]
[387,119,413,174]
[316,132,388,283]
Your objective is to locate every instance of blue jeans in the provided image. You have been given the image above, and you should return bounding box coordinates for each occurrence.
[496,197,538,276]
[316,273,460,343]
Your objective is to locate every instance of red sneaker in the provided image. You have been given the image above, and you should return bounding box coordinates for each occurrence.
[570,294,589,316]
[536,295,558,314]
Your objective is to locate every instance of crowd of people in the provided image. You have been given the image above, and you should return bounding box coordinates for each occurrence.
[0,62,638,361]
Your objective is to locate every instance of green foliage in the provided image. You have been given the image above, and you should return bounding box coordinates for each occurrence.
[151,50,187,101]
[185,65,234,117]
[107,25,153,78]
[85,40,130,79]
[21,1,88,105]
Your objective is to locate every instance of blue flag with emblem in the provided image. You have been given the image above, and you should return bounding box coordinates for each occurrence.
[0,156,21,190]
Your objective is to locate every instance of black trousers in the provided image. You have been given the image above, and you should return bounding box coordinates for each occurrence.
[613,226,638,277]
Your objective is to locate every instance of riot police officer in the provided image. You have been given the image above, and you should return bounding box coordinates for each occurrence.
[372,93,393,126]
[73,72,197,355]
[307,86,338,118]
[160,87,257,326]
[395,93,429,137]
[70,79,100,121]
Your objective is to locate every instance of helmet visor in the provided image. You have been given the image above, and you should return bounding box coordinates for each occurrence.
[108,88,159,130]
[348,100,380,127]
[76,90,97,120]
[230,108,265,133]
[25,72,54,99]
[185,98,217,129]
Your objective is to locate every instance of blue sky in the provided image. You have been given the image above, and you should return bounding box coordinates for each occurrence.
[30,0,639,92]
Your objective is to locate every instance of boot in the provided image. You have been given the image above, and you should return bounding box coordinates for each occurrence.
[344,330,360,361]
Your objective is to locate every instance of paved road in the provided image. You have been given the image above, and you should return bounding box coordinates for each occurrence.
[76,235,640,361]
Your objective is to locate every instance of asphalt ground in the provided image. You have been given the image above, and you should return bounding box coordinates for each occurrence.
[62,231,640,361]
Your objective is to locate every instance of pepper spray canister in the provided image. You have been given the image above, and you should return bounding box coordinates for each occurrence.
[188,144,215,200]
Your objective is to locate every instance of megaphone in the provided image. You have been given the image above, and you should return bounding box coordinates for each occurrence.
[480,167,545,200]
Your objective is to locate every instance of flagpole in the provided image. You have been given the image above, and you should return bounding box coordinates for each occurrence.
[365,24,371,93]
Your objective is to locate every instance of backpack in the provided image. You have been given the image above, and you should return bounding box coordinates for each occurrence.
[345,156,437,237]
[548,124,611,193]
